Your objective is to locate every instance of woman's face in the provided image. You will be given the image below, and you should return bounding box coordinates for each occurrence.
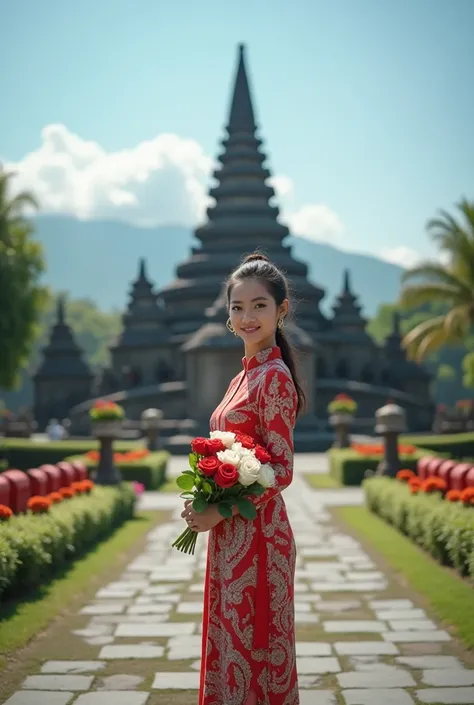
[229,278,288,354]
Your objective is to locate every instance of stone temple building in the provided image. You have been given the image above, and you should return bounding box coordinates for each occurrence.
[34,44,434,450]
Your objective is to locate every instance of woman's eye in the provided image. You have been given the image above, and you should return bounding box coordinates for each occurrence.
[231,305,241,311]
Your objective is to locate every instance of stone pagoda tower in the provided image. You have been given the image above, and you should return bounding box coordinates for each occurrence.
[383,312,432,404]
[159,44,329,342]
[109,258,172,388]
[33,296,93,428]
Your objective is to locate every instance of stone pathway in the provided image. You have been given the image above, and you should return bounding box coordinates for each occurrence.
[3,461,474,705]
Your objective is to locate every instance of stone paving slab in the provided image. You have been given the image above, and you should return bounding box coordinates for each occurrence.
[3,459,473,705]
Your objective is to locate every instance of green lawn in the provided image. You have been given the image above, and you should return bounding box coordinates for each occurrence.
[0,510,159,666]
[304,473,341,489]
[336,506,474,650]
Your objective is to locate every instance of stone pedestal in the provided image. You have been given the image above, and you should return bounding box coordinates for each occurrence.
[92,420,122,486]
[141,408,164,451]
[374,403,407,478]
[329,413,353,449]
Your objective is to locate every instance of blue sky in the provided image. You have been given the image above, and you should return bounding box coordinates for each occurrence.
[1,0,473,266]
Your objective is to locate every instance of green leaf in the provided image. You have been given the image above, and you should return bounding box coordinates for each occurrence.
[223,485,242,497]
[246,483,265,496]
[236,497,257,520]
[217,502,233,519]
[202,481,213,494]
[192,494,208,513]
[176,475,195,491]
[179,492,195,500]
[182,469,196,476]
[188,452,199,470]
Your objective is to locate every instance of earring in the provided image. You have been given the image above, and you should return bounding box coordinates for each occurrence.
[278,317,285,329]
[226,318,237,336]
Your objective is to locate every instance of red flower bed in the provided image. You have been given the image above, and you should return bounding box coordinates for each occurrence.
[27,496,52,514]
[0,504,13,521]
[49,492,63,504]
[396,469,416,482]
[351,443,417,456]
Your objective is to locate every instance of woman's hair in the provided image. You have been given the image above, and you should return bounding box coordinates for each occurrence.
[226,252,306,416]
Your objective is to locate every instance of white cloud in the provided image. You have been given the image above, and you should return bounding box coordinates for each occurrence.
[379,246,422,269]
[5,124,214,227]
[284,204,345,243]
[5,123,345,244]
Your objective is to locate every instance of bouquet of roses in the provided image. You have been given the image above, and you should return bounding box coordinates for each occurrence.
[172,430,275,555]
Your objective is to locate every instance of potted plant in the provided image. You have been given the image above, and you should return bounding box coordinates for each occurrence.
[89,400,125,485]
[328,393,357,448]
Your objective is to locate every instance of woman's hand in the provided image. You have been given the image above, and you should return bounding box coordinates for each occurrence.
[181,500,224,533]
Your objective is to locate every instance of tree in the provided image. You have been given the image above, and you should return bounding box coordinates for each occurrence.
[462,352,474,389]
[399,198,474,361]
[0,167,48,389]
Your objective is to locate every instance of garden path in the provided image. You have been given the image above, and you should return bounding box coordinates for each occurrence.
[2,455,473,705]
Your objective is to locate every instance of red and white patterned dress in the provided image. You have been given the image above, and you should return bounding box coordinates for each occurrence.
[199,346,299,705]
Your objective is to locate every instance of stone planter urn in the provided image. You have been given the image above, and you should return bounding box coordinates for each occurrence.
[329,412,353,449]
[90,403,124,486]
[375,402,407,478]
[141,408,164,451]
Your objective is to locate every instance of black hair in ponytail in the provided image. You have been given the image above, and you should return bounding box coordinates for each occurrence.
[226,252,307,416]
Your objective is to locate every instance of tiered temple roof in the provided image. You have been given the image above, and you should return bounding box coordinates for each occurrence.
[113,258,167,349]
[384,311,430,379]
[159,44,328,337]
[330,269,369,339]
[34,296,92,379]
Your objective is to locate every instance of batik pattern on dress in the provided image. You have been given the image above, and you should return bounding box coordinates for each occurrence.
[198,346,299,705]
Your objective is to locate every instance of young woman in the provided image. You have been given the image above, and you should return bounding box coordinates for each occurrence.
[181,253,306,705]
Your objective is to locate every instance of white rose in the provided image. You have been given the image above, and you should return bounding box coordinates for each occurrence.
[217,448,241,467]
[210,430,236,449]
[258,463,276,489]
[238,455,261,487]
[231,442,253,459]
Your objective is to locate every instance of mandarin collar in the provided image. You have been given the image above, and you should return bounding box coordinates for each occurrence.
[243,346,282,372]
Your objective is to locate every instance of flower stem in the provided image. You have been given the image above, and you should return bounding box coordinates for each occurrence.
[172,527,198,555]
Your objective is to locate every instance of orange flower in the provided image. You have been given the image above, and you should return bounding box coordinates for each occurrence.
[0,504,13,520]
[460,487,474,506]
[396,469,416,482]
[59,487,75,500]
[408,476,422,494]
[446,489,462,502]
[86,450,100,461]
[421,477,447,494]
[71,481,84,494]
[28,496,51,513]
[81,479,94,494]
[49,492,62,504]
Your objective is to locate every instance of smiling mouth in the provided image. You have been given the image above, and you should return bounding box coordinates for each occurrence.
[241,326,260,333]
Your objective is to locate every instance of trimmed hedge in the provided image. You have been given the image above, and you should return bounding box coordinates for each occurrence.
[66,451,169,490]
[328,448,432,486]
[364,476,474,579]
[0,438,140,472]
[402,432,474,460]
[0,484,136,599]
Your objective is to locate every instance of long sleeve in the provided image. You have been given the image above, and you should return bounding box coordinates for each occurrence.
[250,366,298,509]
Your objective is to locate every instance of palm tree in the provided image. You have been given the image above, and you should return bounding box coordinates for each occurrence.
[0,166,47,389]
[399,197,474,362]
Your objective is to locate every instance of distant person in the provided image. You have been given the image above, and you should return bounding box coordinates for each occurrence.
[182,253,304,705]
[46,418,66,441]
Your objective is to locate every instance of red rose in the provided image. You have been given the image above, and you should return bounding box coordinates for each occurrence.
[197,456,221,476]
[215,462,239,488]
[191,437,211,456]
[254,444,271,464]
[235,433,255,449]
[207,438,226,453]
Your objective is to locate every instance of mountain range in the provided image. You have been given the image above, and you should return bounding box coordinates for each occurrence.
[34,214,405,317]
